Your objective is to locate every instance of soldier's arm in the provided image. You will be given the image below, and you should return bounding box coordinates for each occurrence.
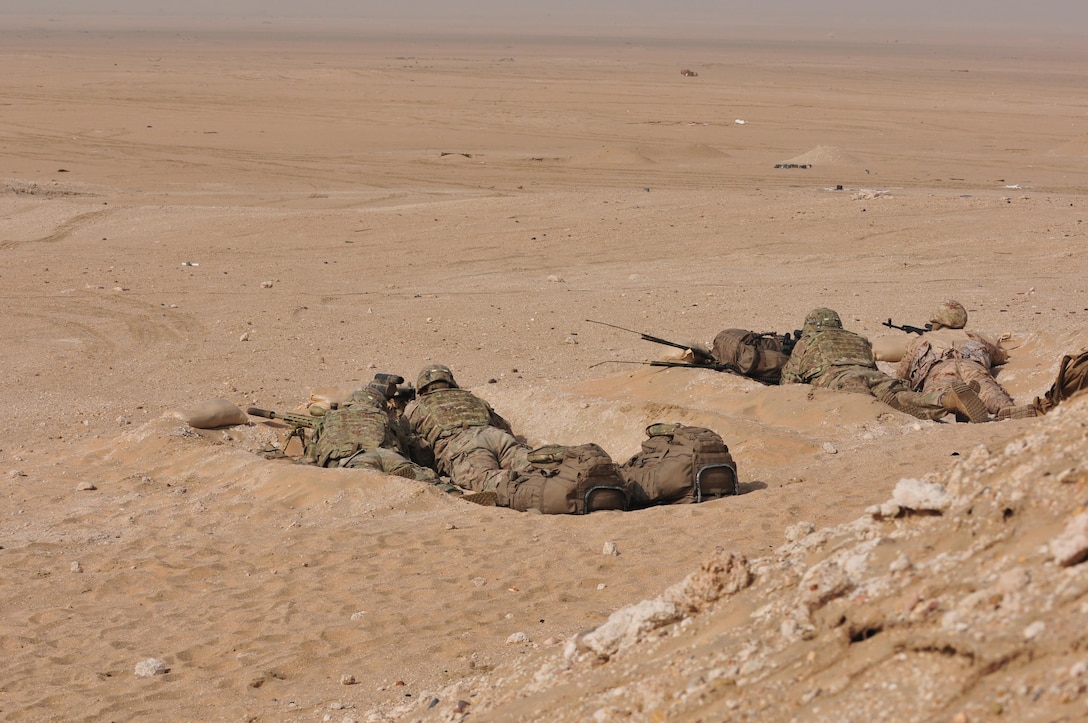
[488,408,516,434]
[982,334,1010,366]
[407,434,436,469]
[778,339,806,384]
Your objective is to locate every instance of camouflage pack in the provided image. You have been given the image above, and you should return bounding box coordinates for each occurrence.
[711,329,791,384]
[504,443,629,514]
[1034,349,1088,415]
[619,423,737,508]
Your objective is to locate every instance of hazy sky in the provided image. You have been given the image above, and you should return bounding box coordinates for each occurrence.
[4,1,1088,35]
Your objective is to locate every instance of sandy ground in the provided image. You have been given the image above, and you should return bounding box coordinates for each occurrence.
[1,18,1087,722]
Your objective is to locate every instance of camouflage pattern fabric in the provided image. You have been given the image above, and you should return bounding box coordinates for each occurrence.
[815,365,949,421]
[308,406,399,467]
[405,388,495,447]
[781,328,877,385]
[711,328,789,384]
[898,330,1014,415]
[782,328,955,421]
[339,447,441,484]
[916,359,1013,415]
[437,426,531,493]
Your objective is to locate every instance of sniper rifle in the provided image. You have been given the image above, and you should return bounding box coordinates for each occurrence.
[247,407,318,453]
[590,359,743,374]
[586,319,715,363]
[882,318,931,335]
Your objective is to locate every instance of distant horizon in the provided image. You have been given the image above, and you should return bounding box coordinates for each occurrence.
[2,1,1088,41]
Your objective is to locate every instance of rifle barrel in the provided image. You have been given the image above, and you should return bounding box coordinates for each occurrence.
[247,407,316,426]
[585,319,694,352]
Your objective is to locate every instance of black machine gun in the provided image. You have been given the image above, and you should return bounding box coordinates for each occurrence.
[586,319,716,363]
[882,318,931,335]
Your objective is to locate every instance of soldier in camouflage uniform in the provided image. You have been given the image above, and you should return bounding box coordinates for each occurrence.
[404,364,531,495]
[895,300,1035,420]
[307,384,446,486]
[781,308,989,423]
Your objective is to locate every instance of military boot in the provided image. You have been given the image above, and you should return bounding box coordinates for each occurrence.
[461,490,499,506]
[940,382,989,423]
[996,404,1040,421]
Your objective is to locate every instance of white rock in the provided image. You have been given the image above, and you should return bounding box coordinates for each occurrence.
[577,599,680,658]
[891,478,950,512]
[888,553,913,573]
[602,541,619,556]
[1049,511,1088,567]
[799,560,852,612]
[134,658,168,677]
[506,632,531,644]
[1023,620,1046,640]
[785,521,816,543]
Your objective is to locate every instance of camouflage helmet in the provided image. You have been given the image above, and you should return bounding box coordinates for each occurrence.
[345,384,387,409]
[802,307,843,334]
[930,300,967,330]
[416,364,457,394]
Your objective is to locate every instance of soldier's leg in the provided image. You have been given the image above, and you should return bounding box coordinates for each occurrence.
[956,361,1014,414]
[481,426,531,472]
[370,448,443,483]
[349,448,469,494]
[342,448,449,486]
[876,385,948,421]
[448,450,517,493]
[872,373,987,422]
[819,367,873,395]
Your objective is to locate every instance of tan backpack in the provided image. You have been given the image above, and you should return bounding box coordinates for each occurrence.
[619,423,738,508]
[1034,349,1088,415]
[504,443,629,514]
[711,329,792,384]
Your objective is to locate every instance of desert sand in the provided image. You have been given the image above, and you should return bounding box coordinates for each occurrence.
[2,15,1088,723]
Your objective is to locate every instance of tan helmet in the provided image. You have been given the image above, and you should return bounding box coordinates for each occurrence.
[930,300,967,330]
[802,307,842,334]
[416,364,457,394]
